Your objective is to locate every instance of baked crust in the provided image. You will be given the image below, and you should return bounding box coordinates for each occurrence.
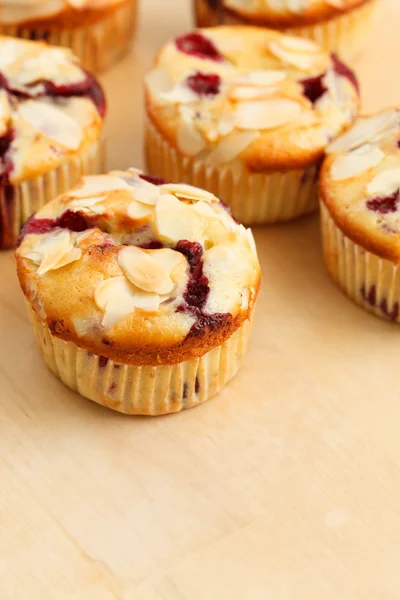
[145,26,359,173]
[0,36,104,184]
[320,106,400,264]
[16,169,261,366]
[222,0,371,28]
[0,0,130,27]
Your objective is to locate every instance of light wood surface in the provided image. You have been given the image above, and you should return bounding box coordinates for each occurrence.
[1,1,400,598]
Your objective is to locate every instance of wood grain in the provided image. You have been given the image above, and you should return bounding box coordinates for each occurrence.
[1,1,400,598]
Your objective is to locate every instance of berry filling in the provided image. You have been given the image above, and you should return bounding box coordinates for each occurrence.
[301,74,327,104]
[331,54,359,92]
[17,210,93,245]
[186,72,221,97]
[139,174,169,185]
[366,192,399,214]
[43,72,106,118]
[175,239,231,338]
[175,32,224,62]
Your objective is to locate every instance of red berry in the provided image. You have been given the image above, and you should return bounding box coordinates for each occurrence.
[175,32,223,62]
[186,72,221,97]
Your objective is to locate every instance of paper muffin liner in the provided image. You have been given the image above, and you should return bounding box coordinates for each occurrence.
[320,201,400,323]
[0,138,104,250]
[27,305,254,415]
[193,0,376,60]
[145,118,319,225]
[0,0,136,73]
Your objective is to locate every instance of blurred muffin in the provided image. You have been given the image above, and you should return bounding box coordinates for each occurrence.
[193,0,377,59]
[0,36,105,249]
[145,26,359,224]
[0,0,137,72]
[16,168,260,415]
[320,107,400,322]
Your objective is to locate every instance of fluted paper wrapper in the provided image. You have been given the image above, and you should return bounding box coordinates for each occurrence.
[145,119,319,225]
[27,306,254,415]
[0,139,103,249]
[193,0,376,60]
[0,0,136,73]
[321,201,400,323]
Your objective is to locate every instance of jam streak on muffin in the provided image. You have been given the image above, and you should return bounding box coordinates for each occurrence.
[366,192,399,214]
[175,240,231,339]
[331,54,359,92]
[17,210,94,246]
[186,72,221,97]
[301,74,327,104]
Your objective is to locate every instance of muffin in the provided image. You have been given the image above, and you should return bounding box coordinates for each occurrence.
[320,107,400,323]
[0,0,136,72]
[16,168,260,415]
[193,0,377,59]
[0,36,105,250]
[145,26,360,225]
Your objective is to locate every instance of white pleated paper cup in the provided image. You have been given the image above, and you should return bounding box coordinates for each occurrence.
[0,0,137,73]
[145,119,319,225]
[27,305,254,416]
[0,138,104,249]
[320,200,400,323]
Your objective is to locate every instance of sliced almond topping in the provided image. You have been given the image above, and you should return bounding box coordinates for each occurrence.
[127,201,155,220]
[269,36,325,72]
[277,35,321,53]
[235,70,287,87]
[206,131,259,165]
[331,146,384,181]
[327,110,400,154]
[366,168,400,198]
[18,100,83,150]
[229,86,279,101]
[192,201,219,218]
[218,113,236,136]
[131,180,160,205]
[151,248,185,275]
[145,68,172,98]
[161,183,218,203]
[20,229,82,276]
[69,175,129,198]
[161,84,198,104]
[52,247,82,271]
[177,114,206,156]
[118,246,173,294]
[236,99,302,130]
[155,193,195,242]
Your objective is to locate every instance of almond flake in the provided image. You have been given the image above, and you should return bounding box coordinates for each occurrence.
[131,180,160,205]
[192,201,219,218]
[278,35,321,53]
[327,111,400,154]
[18,100,83,150]
[20,229,81,276]
[331,146,384,181]
[229,86,279,101]
[69,175,129,198]
[127,201,155,220]
[155,194,195,242]
[118,246,173,294]
[236,99,302,130]
[269,37,325,71]
[161,84,199,104]
[206,131,259,165]
[366,168,400,198]
[217,113,236,136]
[161,183,218,203]
[177,113,206,156]
[145,68,172,98]
[236,70,287,87]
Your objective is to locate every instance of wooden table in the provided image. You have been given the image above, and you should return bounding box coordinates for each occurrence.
[1,1,400,598]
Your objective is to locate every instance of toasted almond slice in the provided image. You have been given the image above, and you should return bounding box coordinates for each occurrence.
[18,100,83,150]
[33,230,73,275]
[192,200,220,218]
[161,183,218,203]
[69,175,129,198]
[236,99,302,130]
[151,248,185,274]
[235,70,287,87]
[278,35,321,53]
[95,277,140,329]
[206,130,259,165]
[52,247,82,271]
[161,84,199,104]
[331,146,384,181]
[118,246,172,294]
[327,111,400,154]
[218,113,236,136]
[95,276,128,310]
[230,85,279,101]
[177,116,206,156]
[205,243,248,277]
[155,193,195,242]
[127,200,155,219]
[131,180,160,205]
[366,168,400,198]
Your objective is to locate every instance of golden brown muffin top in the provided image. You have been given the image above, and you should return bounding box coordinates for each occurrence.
[145,26,359,172]
[16,169,260,365]
[0,0,127,25]
[219,0,369,27]
[320,107,400,263]
[0,36,104,184]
